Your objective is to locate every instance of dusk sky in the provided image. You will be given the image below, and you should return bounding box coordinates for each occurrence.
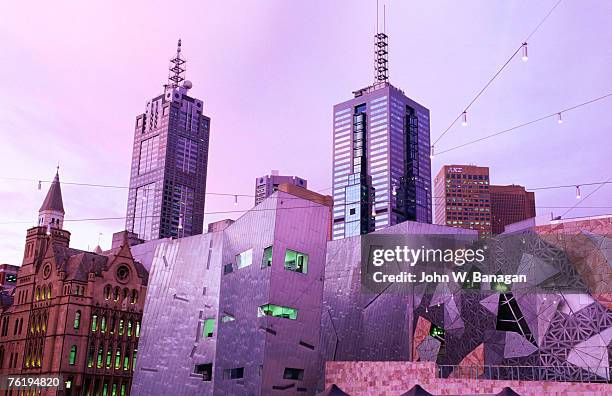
[1,0,611,265]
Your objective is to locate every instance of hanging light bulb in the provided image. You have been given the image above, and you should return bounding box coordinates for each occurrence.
[557,112,563,124]
[521,42,528,62]
[461,111,467,127]
[430,145,435,159]
[575,185,581,200]
[38,181,42,190]
[234,195,239,206]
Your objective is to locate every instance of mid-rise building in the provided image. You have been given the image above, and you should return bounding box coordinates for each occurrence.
[332,30,431,240]
[125,40,211,240]
[489,185,536,234]
[130,188,331,396]
[433,165,491,234]
[255,171,307,206]
[0,171,148,396]
[0,264,18,290]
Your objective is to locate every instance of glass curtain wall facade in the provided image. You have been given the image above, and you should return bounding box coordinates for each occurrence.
[332,83,431,240]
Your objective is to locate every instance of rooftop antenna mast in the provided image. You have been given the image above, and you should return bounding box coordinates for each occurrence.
[168,39,186,88]
[374,2,389,84]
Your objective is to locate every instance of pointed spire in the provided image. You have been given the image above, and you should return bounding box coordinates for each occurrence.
[39,169,64,214]
[168,39,186,88]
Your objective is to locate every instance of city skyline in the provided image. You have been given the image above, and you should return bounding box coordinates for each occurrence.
[1,0,612,264]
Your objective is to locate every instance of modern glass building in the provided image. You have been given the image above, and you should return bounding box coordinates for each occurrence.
[125,41,211,240]
[332,82,432,240]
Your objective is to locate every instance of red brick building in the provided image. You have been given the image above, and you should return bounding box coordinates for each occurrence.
[434,165,492,234]
[0,171,148,396]
[489,184,536,234]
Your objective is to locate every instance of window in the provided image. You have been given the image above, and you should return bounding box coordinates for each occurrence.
[104,285,111,300]
[132,349,138,371]
[115,348,121,369]
[91,315,98,332]
[221,314,235,323]
[123,347,131,371]
[101,316,107,333]
[257,304,298,320]
[135,321,141,337]
[236,249,253,269]
[127,320,133,337]
[223,367,244,380]
[203,318,215,338]
[69,345,77,365]
[284,250,308,274]
[113,287,120,302]
[119,320,124,335]
[261,246,273,268]
[283,368,304,380]
[106,346,112,368]
[96,345,103,368]
[74,311,81,329]
[223,263,233,274]
[131,290,138,304]
[87,344,95,368]
[195,363,213,381]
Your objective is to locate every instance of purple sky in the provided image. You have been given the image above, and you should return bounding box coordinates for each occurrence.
[1,1,611,265]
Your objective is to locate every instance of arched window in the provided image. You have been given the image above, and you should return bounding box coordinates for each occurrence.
[74,311,81,330]
[104,285,111,300]
[123,346,130,371]
[113,287,120,302]
[122,288,129,301]
[135,321,141,338]
[35,286,40,301]
[41,314,47,332]
[131,290,138,304]
[91,314,98,332]
[114,347,121,369]
[127,320,133,337]
[37,345,42,367]
[87,343,95,368]
[69,345,77,365]
[118,319,124,336]
[101,315,107,333]
[35,315,40,333]
[106,344,112,369]
[42,285,46,301]
[110,315,116,334]
[96,344,103,368]
[18,318,23,334]
[47,285,52,299]
[0,346,4,369]
[132,348,138,371]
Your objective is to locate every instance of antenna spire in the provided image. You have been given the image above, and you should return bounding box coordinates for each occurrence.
[168,39,186,88]
[374,3,389,83]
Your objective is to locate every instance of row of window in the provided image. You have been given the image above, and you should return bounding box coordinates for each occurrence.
[225,247,309,275]
[34,284,52,301]
[86,342,137,372]
[103,285,139,304]
[90,314,140,337]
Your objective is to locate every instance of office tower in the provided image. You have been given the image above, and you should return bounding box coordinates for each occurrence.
[331,29,431,240]
[490,184,536,234]
[433,165,492,234]
[126,40,211,241]
[254,171,307,205]
[0,170,148,395]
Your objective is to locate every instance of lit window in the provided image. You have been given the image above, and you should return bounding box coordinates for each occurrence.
[96,345,103,368]
[131,290,138,304]
[257,304,298,320]
[101,316,107,333]
[74,311,81,330]
[69,345,77,365]
[91,315,98,332]
[104,285,111,300]
[221,314,235,323]
[106,346,112,369]
[284,250,308,274]
[115,348,121,369]
[261,246,273,268]
[119,320,124,335]
[87,344,95,368]
[203,318,215,338]
[236,249,253,269]
[127,320,133,337]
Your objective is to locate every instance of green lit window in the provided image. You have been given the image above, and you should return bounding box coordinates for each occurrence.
[261,246,273,268]
[69,345,77,365]
[132,349,137,372]
[123,347,130,370]
[119,320,124,335]
[430,324,445,342]
[65,380,72,390]
[87,344,95,368]
[121,384,126,396]
[101,316,107,333]
[96,346,103,368]
[112,384,117,396]
[257,304,298,320]
[127,320,132,337]
[91,315,98,332]
[115,348,121,369]
[103,382,108,396]
[106,347,112,368]
[74,311,81,329]
[136,321,140,337]
[284,249,308,274]
[236,249,253,269]
[203,318,215,338]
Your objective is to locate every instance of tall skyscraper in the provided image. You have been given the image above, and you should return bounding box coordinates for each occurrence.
[490,184,536,234]
[433,165,492,234]
[331,29,432,240]
[254,171,307,205]
[126,40,211,240]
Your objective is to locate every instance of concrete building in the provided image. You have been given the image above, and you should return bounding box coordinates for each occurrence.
[255,171,307,206]
[332,31,431,240]
[0,171,148,396]
[434,165,492,234]
[130,189,331,395]
[125,40,211,241]
[490,185,536,234]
